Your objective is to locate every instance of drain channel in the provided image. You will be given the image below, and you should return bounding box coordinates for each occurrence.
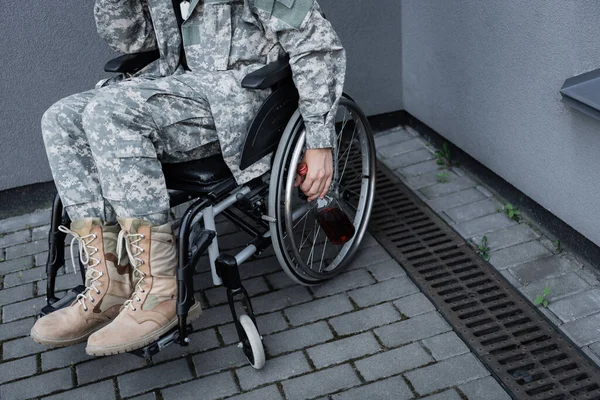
[366,162,600,400]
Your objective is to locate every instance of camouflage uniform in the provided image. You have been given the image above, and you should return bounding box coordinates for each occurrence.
[42,0,345,224]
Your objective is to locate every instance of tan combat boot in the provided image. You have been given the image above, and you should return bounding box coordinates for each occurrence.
[31,219,132,347]
[86,218,202,356]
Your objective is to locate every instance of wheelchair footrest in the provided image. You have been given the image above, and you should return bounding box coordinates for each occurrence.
[130,324,193,358]
[40,285,86,316]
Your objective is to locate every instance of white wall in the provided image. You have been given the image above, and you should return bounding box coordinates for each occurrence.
[402,0,600,246]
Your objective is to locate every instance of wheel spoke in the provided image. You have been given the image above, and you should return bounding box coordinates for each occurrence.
[319,238,328,273]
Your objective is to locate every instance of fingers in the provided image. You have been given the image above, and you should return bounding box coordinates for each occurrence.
[294,174,302,188]
[320,175,333,199]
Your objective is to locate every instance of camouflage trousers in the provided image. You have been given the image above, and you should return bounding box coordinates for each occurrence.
[41,75,225,225]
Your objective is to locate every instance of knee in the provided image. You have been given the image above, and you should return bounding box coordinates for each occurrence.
[81,90,138,135]
[41,96,84,144]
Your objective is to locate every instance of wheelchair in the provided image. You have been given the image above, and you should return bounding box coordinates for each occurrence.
[39,50,376,370]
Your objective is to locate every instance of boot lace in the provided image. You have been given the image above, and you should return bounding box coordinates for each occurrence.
[58,226,103,312]
[117,230,146,312]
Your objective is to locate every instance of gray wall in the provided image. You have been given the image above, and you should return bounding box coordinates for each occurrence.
[0,0,402,192]
[402,0,600,247]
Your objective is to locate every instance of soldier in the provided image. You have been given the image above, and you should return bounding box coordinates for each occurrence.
[31,0,345,356]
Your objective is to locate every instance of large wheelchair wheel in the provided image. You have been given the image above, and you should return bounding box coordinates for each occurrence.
[268,96,376,285]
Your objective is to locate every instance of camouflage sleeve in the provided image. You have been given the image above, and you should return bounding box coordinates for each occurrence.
[94,0,158,53]
[253,0,346,149]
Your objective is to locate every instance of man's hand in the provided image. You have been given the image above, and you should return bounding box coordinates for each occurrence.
[295,148,333,202]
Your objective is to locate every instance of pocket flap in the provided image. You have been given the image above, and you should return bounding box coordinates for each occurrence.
[116,135,157,158]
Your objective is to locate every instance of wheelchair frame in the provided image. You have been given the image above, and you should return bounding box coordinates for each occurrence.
[41,2,376,366]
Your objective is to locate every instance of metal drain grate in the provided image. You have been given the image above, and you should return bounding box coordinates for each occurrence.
[365,162,600,400]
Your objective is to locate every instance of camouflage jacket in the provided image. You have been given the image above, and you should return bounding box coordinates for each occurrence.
[94,0,346,180]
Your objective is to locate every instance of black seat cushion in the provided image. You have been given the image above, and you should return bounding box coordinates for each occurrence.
[162,155,232,192]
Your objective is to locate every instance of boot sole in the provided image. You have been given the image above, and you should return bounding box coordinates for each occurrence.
[85,302,202,356]
[31,320,113,348]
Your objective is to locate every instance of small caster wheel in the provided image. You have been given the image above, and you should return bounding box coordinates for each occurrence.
[238,314,265,369]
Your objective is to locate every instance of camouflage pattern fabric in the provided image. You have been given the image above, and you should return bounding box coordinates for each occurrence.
[42,76,220,225]
[43,0,345,223]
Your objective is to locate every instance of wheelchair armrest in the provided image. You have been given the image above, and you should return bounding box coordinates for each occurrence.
[104,50,161,74]
[241,56,292,90]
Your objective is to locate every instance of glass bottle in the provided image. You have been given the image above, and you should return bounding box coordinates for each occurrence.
[297,163,356,245]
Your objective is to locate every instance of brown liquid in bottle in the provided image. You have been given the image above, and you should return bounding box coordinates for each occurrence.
[297,163,355,245]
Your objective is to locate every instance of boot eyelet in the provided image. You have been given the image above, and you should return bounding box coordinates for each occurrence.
[96,290,101,295]
[83,307,88,312]
[90,298,95,303]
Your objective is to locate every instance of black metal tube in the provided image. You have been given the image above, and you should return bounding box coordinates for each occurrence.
[46,194,67,304]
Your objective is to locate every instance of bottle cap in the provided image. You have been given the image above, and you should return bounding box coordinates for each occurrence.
[297,162,308,176]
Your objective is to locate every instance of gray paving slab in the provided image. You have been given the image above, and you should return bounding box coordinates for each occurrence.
[421,390,462,400]
[310,269,375,297]
[77,353,147,385]
[329,303,402,336]
[561,312,600,346]
[2,335,47,359]
[118,359,192,398]
[193,344,248,377]
[404,169,460,190]
[161,371,239,400]
[374,311,452,348]
[151,328,220,363]
[489,241,553,270]
[0,209,51,234]
[348,276,419,307]
[282,364,361,400]
[459,376,512,400]
[250,286,313,314]
[454,213,517,238]
[384,149,436,169]
[218,312,288,345]
[236,351,311,391]
[2,296,47,322]
[0,368,73,400]
[547,289,600,323]
[393,292,436,317]
[225,385,283,400]
[404,353,489,396]
[397,159,444,178]
[426,188,487,212]
[0,256,35,275]
[355,342,433,381]
[420,176,477,200]
[521,272,591,304]
[265,270,296,290]
[43,380,117,400]
[0,283,34,307]
[306,332,382,369]
[509,255,579,285]
[347,245,393,270]
[330,375,413,400]
[263,321,333,356]
[444,198,503,224]
[283,294,354,326]
[0,230,31,248]
[374,129,414,148]
[379,138,425,158]
[42,342,93,370]
[366,258,407,282]
[0,355,37,384]
[472,224,540,251]
[0,317,35,341]
[421,331,470,361]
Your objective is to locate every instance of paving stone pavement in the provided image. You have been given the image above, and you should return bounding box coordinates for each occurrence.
[7,124,600,398]
[0,195,511,398]
[376,126,600,367]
